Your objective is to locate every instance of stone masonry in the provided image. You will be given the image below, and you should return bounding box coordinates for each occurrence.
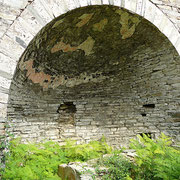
[0,0,180,163]
[7,5,180,146]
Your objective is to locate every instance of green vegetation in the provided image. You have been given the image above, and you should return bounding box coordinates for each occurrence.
[130,133,180,180]
[94,153,133,180]
[1,138,112,180]
[64,137,112,162]
[88,133,180,180]
[1,133,180,180]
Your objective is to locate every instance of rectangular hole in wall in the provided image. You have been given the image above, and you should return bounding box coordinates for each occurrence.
[143,104,155,108]
[57,102,77,113]
[141,113,147,117]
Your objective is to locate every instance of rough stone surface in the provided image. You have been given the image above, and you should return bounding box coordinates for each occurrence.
[5,6,180,148]
[58,152,136,180]
[150,0,180,32]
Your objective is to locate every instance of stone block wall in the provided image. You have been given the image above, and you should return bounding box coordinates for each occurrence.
[0,1,179,162]
[0,0,180,168]
[7,41,180,148]
[151,0,180,32]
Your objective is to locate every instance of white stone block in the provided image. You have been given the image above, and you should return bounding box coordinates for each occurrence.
[51,0,69,15]
[28,1,53,26]
[0,102,7,118]
[0,70,13,80]
[69,129,76,133]
[26,5,46,27]
[20,9,43,36]
[168,28,180,46]
[153,9,167,31]
[102,0,110,5]
[136,0,143,16]
[137,0,146,16]
[6,19,34,48]
[79,0,89,7]
[124,0,137,13]
[38,0,55,19]
[175,37,180,55]
[0,11,16,21]
[113,0,121,6]
[42,0,61,17]
[162,23,175,39]
[109,0,114,5]
[0,20,9,38]
[91,0,102,5]
[150,0,163,4]
[0,35,24,61]
[120,0,125,7]
[143,0,156,23]
[63,0,74,10]
[2,0,28,9]
[73,0,81,8]
[0,53,16,76]
[0,76,11,90]
[158,17,168,32]
[0,92,8,103]
[0,2,20,17]
[65,0,80,10]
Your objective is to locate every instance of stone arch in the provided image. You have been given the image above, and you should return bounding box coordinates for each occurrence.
[0,0,180,145]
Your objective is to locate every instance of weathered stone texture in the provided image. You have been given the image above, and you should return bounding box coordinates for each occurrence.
[0,0,180,167]
[5,6,180,148]
[150,0,180,32]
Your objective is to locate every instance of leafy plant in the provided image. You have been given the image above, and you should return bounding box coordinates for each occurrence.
[94,153,133,180]
[2,139,64,180]
[2,134,180,180]
[1,137,112,180]
[63,138,112,162]
[0,121,14,175]
[130,133,180,180]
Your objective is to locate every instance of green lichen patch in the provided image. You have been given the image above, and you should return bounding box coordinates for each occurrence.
[52,19,64,28]
[93,18,108,32]
[116,9,141,39]
[76,13,94,27]
[17,5,172,89]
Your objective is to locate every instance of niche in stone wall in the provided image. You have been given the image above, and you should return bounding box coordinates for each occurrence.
[168,112,180,122]
[57,102,77,113]
[143,104,155,108]
[141,113,147,117]
[57,102,76,125]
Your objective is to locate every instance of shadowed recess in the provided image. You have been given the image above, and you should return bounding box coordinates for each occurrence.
[7,5,180,146]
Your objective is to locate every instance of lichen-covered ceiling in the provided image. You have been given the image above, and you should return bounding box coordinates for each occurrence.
[17,5,171,90]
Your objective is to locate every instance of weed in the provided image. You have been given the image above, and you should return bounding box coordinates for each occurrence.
[1,138,112,179]
[130,133,180,180]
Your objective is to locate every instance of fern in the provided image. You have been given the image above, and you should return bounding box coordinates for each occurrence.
[130,133,180,180]
[94,153,133,180]
[63,138,112,162]
[1,137,112,179]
